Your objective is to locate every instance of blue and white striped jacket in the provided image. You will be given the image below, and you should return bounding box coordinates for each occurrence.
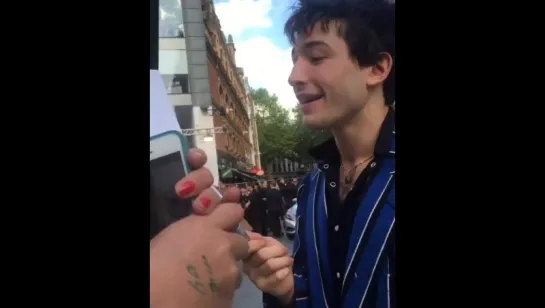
[264,128,395,308]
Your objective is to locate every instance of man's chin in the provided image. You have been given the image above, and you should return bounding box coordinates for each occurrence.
[303,115,331,130]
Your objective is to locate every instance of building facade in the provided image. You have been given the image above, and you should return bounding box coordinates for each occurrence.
[153,0,220,183]
[151,0,260,183]
[202,0,261,177]
[267,158,313,179]
[243,76,261,170]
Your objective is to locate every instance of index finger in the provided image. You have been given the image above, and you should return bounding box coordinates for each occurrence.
[247,238,266,255]
[187,148,207,170]
[247,231,264,241]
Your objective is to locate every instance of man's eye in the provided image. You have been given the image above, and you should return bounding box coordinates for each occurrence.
[310,57,325,64]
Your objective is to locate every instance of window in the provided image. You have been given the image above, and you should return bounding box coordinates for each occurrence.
[159,22,184,38]
[159,0,184,38]
[162,74,190,94]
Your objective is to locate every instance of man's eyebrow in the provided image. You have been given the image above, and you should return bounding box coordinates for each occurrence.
[291,40,329,62]
[302,40,331,50]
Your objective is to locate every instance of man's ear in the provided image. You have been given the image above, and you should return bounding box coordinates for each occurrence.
[366,52,393,87]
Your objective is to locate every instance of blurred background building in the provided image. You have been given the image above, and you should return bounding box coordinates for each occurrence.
[151,0,261,184]
[203,0,262,183]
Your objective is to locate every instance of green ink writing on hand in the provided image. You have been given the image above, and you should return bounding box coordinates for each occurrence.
[202,255,213,275]
[209,278,220,293]
[188,280,206,295]
[202,256,220,293]
[186,264,199,279]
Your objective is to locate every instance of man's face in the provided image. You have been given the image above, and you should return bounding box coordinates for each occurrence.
[289,21,373,129]
[241,188,247,195]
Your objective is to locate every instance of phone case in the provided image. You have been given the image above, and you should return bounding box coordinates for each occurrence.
[150,130,191,172]
[150,131,249,240]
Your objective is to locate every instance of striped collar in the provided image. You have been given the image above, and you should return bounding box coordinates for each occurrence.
[309,107,396,162]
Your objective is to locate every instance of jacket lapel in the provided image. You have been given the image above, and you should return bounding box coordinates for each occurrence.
[342,132,395,306]
[305,170,332,308]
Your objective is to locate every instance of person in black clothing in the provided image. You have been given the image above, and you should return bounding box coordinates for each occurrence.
[277,178,289,213]
[266,181,284,237]
[247,183,268,236]
[239,185,250,210]
[283,178,298,211]
[277,177,286,188]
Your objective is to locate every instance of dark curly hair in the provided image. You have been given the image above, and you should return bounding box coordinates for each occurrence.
[285,0,395,105]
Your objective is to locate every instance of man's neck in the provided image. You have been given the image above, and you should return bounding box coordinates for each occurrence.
[331,98,389,167]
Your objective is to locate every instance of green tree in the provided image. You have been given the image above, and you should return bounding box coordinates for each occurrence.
[251,88,297,168]
[292,107,332,164]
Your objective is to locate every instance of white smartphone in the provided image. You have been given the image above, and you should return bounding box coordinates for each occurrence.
[150,130,192,222]
[150,130,249,240]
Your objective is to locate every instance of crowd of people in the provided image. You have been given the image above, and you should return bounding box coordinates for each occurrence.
[219,178,299,237]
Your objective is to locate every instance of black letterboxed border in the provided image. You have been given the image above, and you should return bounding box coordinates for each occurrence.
[395,0,501,305]
[28,0,507,306]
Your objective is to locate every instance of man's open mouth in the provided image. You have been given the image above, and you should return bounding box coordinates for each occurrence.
[299,94,324,104]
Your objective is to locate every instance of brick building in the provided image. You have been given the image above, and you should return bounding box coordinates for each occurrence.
[151,0,261,183]
[202,0,261,181]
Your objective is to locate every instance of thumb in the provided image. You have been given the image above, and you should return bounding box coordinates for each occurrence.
[208,202,244,230]
[264,236,283,247]
[247,231,263,240]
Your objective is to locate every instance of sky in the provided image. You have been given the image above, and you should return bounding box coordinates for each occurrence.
[213,0,297,110]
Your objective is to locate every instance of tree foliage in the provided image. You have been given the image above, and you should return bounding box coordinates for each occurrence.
[292,108,332,164]
[252,87,332,168]
[251,88,297,166]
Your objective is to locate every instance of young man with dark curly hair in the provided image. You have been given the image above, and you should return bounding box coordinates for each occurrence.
[241,0,396,307]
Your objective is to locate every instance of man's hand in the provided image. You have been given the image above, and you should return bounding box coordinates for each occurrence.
[243,233,294,303]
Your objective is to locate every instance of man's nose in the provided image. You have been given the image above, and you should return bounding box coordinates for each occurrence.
[288,62,307,91]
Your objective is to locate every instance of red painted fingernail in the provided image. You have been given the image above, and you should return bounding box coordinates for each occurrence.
[177,181,195,197]
[200,197,212,209]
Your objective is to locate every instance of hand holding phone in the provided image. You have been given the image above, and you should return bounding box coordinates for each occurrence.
[150,131,248,239]
[150,131,193,222]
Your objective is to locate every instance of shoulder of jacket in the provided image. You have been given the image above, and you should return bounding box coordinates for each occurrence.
[296,168,321,203]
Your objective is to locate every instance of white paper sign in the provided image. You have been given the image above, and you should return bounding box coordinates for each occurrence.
[150,70,182,137]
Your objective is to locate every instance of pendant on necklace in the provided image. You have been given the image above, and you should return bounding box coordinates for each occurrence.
[344,174,352,185]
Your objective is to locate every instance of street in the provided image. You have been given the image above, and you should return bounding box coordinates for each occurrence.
[233,236,294,308]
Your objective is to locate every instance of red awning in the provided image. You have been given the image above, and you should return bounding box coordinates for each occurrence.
[248,167,265,176]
